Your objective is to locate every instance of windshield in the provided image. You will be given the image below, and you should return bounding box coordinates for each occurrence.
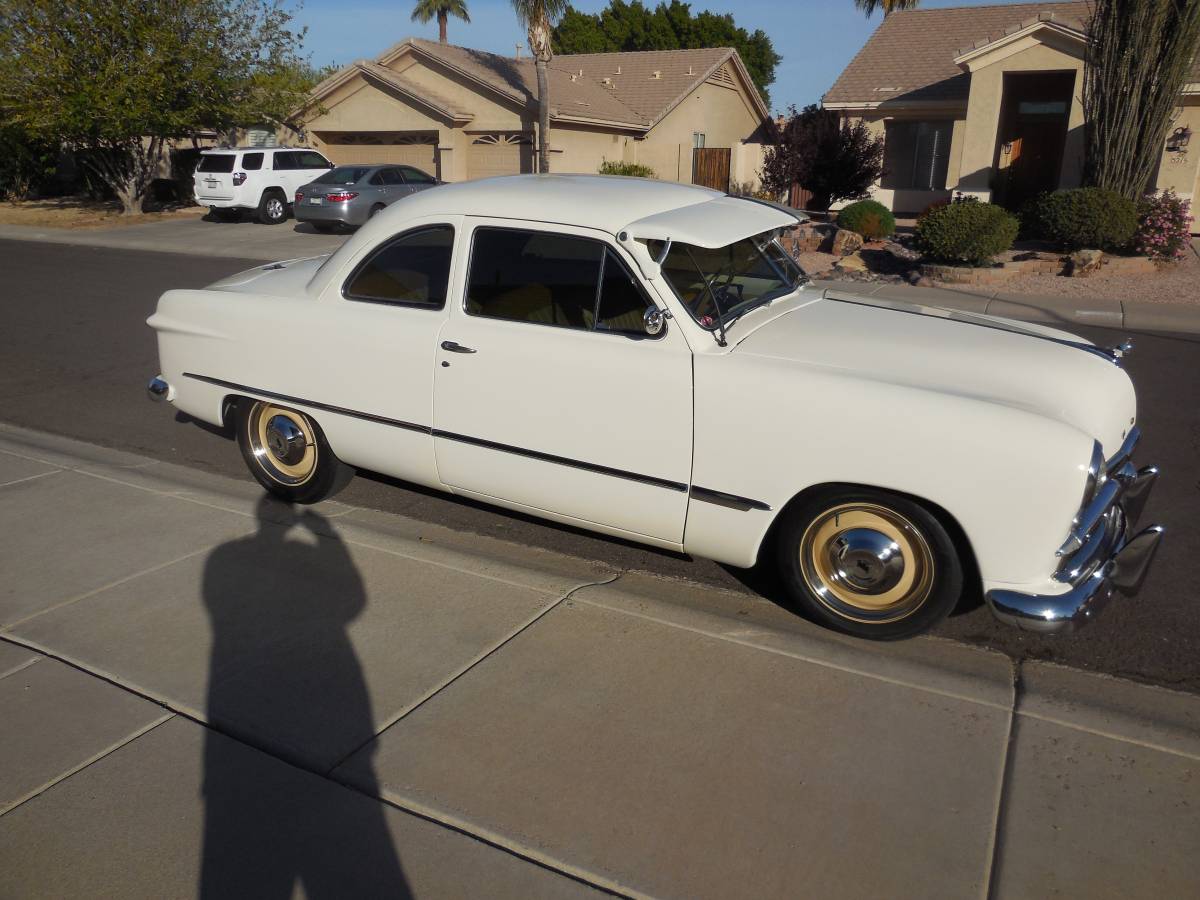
[316,166,371,185]
[648,233,807,332]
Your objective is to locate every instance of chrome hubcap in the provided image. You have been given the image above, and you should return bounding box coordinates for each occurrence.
[267,198,283,218]
[265,415,307,465]
[799,503,935,624]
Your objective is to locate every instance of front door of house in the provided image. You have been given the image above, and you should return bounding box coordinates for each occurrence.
[994,72,1076,211]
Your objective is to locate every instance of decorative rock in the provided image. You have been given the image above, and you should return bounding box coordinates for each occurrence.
[831,228,865,257]
[1069,249,1104,277]
[834,252,867,272]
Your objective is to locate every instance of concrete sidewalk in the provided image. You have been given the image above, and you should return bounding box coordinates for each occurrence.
[0,425,1197,898]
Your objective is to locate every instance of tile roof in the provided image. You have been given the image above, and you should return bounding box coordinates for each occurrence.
[364,38,762,128]
[823,2,1090,106]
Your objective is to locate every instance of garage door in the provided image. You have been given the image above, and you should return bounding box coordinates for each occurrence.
[316,132,438,177]
[468,133,534,179]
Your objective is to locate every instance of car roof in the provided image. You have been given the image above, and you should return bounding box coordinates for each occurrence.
[199,146,315,153]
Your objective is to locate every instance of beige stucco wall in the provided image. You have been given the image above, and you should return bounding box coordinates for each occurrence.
[1154,97,1200,205]
[956,33,1085,200]
[628,80,766,186]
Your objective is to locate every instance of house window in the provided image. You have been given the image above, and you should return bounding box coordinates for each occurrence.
[882,120,953,191]
[692,132,706,149]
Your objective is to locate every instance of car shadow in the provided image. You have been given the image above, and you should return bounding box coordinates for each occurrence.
[198,496,410,897]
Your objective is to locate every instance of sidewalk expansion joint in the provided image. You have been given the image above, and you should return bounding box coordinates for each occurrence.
[0,651,41,682]
[0,468,62,490]
[983,657,1022,900]
[325,572,624,776]
[0,713,175,819]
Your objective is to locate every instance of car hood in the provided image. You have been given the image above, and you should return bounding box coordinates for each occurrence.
[205,256,329,297]
[731,288,1136,452]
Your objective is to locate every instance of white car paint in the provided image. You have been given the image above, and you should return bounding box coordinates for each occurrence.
[148,174,1143,609]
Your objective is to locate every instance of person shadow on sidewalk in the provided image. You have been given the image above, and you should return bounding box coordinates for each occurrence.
[198,496,410,898]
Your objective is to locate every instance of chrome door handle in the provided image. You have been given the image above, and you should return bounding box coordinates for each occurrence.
[440,340,476,353]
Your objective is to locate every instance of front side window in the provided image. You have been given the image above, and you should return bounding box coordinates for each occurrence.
[380,168,406,186]
[466,228,656,335]
[297,150,331,169]
[197,154,235,173]
[343,226,454,307]
[650,234,805,331]
[317,166,369,185]
[400,166,436,185]
[240,152,263,171]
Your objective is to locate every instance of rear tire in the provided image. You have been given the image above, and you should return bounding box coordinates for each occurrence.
[775,487,963,640]
[235,399,352,503]
[258,190,288,225]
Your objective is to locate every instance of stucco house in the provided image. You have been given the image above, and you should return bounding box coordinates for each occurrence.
[824,2,1200,215]
[297,38,771,191]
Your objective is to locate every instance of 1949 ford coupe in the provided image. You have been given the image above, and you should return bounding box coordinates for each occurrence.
[147,175,1162,639]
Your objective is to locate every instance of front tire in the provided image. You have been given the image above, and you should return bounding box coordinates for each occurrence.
[775,487,963,639]
[258,190,288,225]
[235,400,352,503]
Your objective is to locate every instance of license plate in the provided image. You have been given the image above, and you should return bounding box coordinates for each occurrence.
[308,197,323,205]
[204,179,218,186]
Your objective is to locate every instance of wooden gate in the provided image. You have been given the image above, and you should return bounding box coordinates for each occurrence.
[692,147,731,192]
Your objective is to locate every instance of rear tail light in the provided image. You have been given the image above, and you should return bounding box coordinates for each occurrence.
[232,172,247,186]
[295,192,303,203]
[325,191,358,203]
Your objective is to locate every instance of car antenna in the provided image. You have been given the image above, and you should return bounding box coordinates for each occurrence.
[684,246,728,347]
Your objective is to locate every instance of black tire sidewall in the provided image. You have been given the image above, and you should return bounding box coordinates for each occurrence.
[776,487,964,640]
[258,190,288,225]
[235,400,348,504]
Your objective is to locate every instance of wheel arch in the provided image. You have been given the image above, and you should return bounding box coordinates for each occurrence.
[757,480,983,606]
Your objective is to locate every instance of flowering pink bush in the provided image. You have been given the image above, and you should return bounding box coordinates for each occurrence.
[1134,190,1193,261]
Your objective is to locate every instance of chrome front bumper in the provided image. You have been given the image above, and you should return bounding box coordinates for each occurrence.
[986,429,1164,633]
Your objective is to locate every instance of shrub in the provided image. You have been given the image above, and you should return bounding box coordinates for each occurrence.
[1135,189,1193,261]
[598,160,656,178]
[836,199,895,240]
[915,201,1018,266]
[1030,187,1138,251]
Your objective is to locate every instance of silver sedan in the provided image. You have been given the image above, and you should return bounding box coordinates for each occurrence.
[294,164,439,231]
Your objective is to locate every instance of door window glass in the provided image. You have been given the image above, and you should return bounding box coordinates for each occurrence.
[466,229,602,329]
[272,151,296,170]
[595,250,652,334]
[400,166,436,184]
[296,150,331,169]
[240,152,264,171]
[380,168,406,186]
[369,170,386,186]
[343,226,454,308]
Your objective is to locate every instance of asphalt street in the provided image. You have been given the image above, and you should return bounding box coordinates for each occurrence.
[2,238,1197,690]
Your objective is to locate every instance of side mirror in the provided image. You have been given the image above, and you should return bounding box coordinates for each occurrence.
[644,306,669,336]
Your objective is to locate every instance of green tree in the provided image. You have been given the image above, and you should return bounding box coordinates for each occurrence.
[511,0,568,174]
[411,0,471,45]
[761,105,884,211]
[854,0,920,16]
[552,1,780,107]
[0,0,312,214]
[1083,0,1200,199]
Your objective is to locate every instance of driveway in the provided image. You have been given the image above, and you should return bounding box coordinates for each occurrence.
[0,212,347,262]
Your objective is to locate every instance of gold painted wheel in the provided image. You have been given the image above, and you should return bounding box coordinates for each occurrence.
[245,402,318,486]
[798,502,936,624]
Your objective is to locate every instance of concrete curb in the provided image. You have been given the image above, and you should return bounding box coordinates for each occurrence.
[813,279,1200,335]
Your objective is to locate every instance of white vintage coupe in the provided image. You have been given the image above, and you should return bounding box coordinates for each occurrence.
[148,175,1162,639]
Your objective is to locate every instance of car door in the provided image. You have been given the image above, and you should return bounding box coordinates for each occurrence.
[432,220,694,544]
[399,166,438,195]
[378,167,407,204]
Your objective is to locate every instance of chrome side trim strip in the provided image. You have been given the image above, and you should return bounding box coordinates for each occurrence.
[183,373,689,493]
[182,373,431,434]
[431,429,689,493]
[689,486,772,512]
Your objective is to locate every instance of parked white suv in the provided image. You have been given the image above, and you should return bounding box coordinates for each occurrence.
[194,147,333,225]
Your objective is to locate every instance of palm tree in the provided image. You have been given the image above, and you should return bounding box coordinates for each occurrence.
[854,0,919,16]
[411,0,470,45]
[511,0,567,174]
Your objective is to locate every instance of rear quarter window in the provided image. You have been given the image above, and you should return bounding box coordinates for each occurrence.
[197,154,235,173]
[240,152,264,171]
